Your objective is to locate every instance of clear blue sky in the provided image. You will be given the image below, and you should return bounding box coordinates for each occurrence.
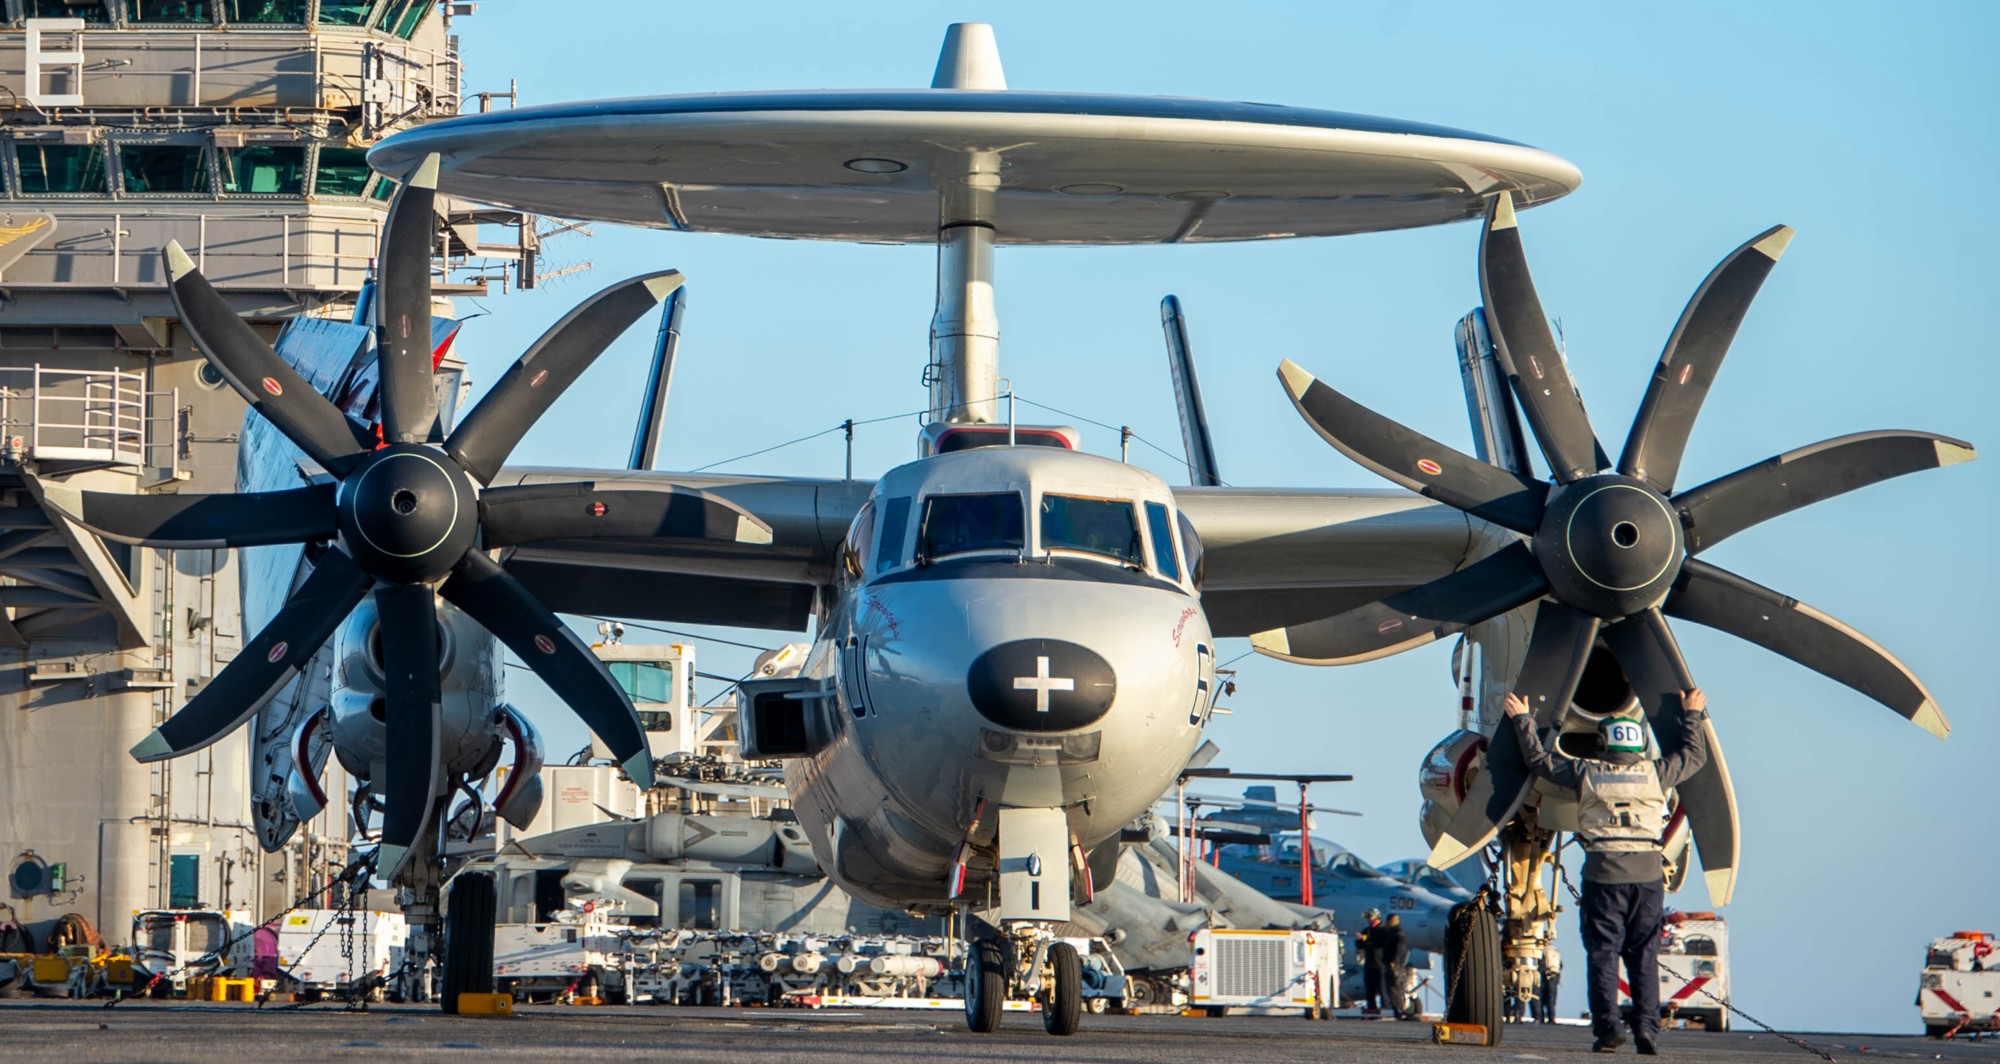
[439,1,1997,1033]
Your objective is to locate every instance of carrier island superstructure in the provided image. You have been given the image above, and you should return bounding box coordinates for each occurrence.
[0,1,529,950]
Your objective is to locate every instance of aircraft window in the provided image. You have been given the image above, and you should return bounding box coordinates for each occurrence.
[220,145,306,195]
[1327,852,1383,880]
[1040,494,1142,566]
[15,143,107,194]
[874,496,911,574]
[918,492,1023,562]
[316,0,373,24]
[624,879,664,929]
[840,500,876,581]
[24,0,111,22]
[678,879,722,930]
[1176,511,1206,588]
[609,661,674,706]
[313,147,372,196]
[222,0,306,22]
[124,1,214,21]
[118,144,210,194]
[1145,501,1181,580]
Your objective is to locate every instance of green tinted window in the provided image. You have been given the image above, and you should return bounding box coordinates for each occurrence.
[1145,501,1180,580]
[26,0,111,22]
[314,147,372,196]
[610,661,675,705]
[224,0,305,22]
[17,143,106,194]
[119,144,209,193]
[381,0,429,37]
[316,0,373,24]
[220,144,305,194]
[125,1,214,20]
[370,176,397,202]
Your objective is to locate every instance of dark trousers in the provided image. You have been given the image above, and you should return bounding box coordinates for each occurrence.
[1363,963,1383,1010]
[1581,879,1663,1038]
[1538,972,1560,1023]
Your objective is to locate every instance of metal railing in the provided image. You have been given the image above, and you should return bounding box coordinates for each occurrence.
[0,365,176,472]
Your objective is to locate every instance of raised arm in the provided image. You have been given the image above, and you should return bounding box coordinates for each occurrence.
[1653,688,1711,788]
[1504,692,1583,790]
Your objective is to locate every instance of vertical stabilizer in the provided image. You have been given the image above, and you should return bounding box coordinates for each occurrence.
[932,23,1006,90]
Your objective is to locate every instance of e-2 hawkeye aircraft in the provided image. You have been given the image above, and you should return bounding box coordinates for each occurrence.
[47,23,1972,1035]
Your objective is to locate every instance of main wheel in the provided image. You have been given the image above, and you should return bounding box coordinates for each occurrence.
[439,872,496,1015]
[1043,942,1082,1036]
[1444,901,1503,1046]
[964,940,1004,1034]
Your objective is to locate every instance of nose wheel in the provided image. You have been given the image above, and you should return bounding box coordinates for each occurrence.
[960,922,1084,1036]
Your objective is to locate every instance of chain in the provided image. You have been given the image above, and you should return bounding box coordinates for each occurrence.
[1684,983,1837,1062]
[107,847,378,1009]
[268,868,376,1011]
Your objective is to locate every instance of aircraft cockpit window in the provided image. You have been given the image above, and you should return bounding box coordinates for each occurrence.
[1144,501,1181,581]
[1326,851,1383,879]
[1176,511,1206,588]
[874,496,911,574]
[1040,494,1142,566]
[918,492,1024,562]
[840,500,876,581]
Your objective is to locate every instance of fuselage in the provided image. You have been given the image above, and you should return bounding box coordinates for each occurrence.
[784,446,1216,911]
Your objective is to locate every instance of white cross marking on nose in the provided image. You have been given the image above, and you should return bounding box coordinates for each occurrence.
[1013,656,1075,714]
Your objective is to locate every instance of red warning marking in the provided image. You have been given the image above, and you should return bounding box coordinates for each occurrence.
[1416,458,1443,476]
[533,634,556,655]
[589,501,606,517]
[261,377,283,396]
[529,369,549,388]
[1667,976,1710,1003]
[1678,363,1694,386]
[267,641,289,663]
[1376,618,1405,635]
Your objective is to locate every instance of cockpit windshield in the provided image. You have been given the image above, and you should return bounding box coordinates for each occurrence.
[1040,494,1142,565]
[919,493,1024,561]
[1326,851,1385,880]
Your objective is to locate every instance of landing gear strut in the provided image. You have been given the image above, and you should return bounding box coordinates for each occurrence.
[960,921,1083,1037]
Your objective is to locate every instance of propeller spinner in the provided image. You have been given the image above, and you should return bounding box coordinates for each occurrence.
[1256,191,1973,902]
[42,155,772,880]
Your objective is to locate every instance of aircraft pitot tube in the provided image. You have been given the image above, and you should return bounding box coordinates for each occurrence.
[39,154,774,882]
[1254,190,1975,905]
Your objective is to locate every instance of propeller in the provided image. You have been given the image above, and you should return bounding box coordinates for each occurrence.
[1256,191,1973,902]
[41,155,771,881]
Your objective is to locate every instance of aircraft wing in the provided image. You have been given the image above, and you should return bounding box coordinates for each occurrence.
[1174,486,1479,638]
[489,466,869,631]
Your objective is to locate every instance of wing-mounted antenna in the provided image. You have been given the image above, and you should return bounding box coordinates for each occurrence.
[1161,296,1222,486]
[628,285,687,471]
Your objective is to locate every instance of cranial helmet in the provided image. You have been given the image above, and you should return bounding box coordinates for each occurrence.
[1597,715,1647,754]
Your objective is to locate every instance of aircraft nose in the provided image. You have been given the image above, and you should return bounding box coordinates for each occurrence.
[966,638,1117,731]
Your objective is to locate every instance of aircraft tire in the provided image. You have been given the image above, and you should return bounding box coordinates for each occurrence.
[964,939,1004,1034]
[439,872,497,1014]
[1444,901,1502,1045]
[1043,942,1082,1036]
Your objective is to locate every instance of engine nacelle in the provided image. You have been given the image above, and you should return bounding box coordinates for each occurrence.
[325,595,504,784]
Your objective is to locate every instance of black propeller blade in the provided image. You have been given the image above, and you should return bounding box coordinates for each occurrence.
[51,155,708,882]
[1264,200,1972,901]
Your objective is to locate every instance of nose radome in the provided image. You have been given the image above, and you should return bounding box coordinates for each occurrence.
[966,638,1116,732]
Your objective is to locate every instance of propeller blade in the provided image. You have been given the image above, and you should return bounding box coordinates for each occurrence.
[438,550,656,788]
[162,242,372,476]
[1602,609,1740,906]
[1675,430,1976,553]
[377,153,442,445]
[445,271,685,485]
[1618,226,1795,493]
[130,547,370,763]
[39,483,335,548]
[1277,360,1548,532]
[1252,541,1547,665]
[1478,192,1605,482]
[1665,559,1947,737]
[478,483,772,549]
[374,583,443,881]
[1428,602,1598,869]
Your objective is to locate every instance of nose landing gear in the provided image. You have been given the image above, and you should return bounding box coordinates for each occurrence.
[961,922,1084,1036]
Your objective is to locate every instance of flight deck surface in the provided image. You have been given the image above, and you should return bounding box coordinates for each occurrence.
[2,1001,1993,1063]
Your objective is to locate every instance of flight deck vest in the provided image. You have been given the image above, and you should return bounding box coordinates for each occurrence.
[1575,758,1668,853]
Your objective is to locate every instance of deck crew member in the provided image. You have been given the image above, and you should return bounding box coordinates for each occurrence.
[1505,688,1709,1055]
[1358,908,1386,1013]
